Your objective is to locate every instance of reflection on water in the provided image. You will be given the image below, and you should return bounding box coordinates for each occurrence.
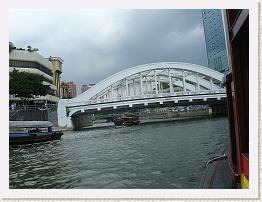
[10,117,228,189]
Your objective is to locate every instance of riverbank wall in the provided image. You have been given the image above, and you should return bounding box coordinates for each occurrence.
[9,108,58,126]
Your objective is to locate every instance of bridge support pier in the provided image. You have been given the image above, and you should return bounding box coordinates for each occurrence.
[71,113,93,130]
[57,99,72,128]
[208,104,228,117]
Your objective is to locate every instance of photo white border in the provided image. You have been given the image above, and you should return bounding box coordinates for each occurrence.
[0,0,259,199]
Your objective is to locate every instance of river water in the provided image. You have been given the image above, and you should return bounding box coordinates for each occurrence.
[9,117,229,189]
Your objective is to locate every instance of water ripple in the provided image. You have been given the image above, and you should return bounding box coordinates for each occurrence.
[10,117,228,189]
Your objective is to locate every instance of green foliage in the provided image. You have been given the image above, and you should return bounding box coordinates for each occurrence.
[9,69,51,104]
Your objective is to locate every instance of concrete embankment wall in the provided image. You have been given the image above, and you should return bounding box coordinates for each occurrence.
[10,110,48,121]
[10,109,58,126]
[177,109,209,117]
[139,109,210,120]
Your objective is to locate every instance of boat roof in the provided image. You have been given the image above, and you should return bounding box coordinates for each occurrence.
[9,121,53,128]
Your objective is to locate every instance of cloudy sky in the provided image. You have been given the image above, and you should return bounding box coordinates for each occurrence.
[9,9,208,93]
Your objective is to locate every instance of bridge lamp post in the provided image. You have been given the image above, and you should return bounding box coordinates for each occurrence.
[154,69,158,94]
[140,73,143,96]
[133,79,136,96]
[168,68,173,93]
[149,79,153,94]
[195,73,200,91]
[210,78,213,90]
[121,80,124,98]
[125,78,129,97]
[116,86,118,97]
[182,70,186,92]
[159,77,163,94]
[111,86,113,99]
[145,76,148,95]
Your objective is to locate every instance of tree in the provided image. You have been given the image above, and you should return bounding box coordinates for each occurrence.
[9,69,51,107]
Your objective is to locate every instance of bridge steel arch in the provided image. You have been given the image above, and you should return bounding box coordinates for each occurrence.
[58,62,226,127]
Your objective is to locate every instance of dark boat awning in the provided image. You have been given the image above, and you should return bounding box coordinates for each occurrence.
[9,121,53,128]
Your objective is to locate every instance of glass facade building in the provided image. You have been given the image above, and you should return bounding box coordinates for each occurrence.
[202,9,229,74]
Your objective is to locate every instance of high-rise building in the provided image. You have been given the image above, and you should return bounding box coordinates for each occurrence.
[9,42,63,105]
[81,84,90,94]
[61,81,77,98]
[202,9,229,74]
[81,83,96,94]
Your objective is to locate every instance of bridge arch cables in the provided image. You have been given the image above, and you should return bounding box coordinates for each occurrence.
[69,62,225,105]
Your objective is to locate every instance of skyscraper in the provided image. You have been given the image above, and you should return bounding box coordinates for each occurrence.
[202,9,229,74]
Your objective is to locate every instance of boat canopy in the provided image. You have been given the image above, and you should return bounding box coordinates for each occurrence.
[9,121,53,128]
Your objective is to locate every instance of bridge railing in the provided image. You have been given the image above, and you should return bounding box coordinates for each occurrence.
[67,89,226,107]
[9,104,57,111]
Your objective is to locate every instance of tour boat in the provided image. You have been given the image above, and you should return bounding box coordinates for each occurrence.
[113,117,124,127]
[9,121,63,145]
[113,116,140,127]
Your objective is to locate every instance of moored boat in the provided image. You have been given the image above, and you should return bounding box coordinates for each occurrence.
[9,121,63,145]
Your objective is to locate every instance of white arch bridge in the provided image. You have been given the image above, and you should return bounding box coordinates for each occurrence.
[58,62,227,127]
